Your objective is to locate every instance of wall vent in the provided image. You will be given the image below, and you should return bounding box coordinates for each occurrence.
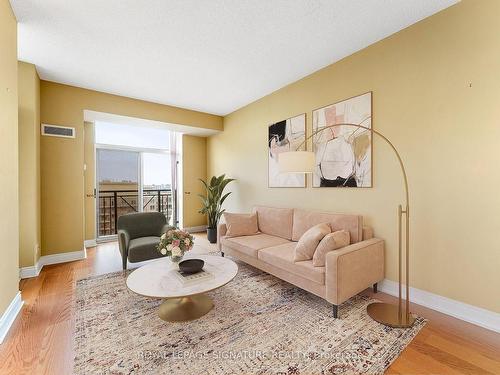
[41,124,75,138]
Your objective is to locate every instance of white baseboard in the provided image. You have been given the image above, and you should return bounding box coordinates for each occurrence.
[183,225,207,233]
[41,248,87,266]
[0,292,23,344]
[84,239,97,248]
[378,279,500,333]
[19,248,87,279]
[19,262,42,279]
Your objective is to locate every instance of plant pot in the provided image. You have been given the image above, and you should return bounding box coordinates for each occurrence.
[207,227,217,244]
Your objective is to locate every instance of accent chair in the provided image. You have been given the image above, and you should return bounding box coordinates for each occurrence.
[117,212,173,269]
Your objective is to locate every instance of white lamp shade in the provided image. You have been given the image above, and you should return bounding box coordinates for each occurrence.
[278,151,315,173]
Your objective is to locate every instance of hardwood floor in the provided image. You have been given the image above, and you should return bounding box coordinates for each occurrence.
[1,233,499,374]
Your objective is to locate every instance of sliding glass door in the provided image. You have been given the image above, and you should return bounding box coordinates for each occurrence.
[96,148,177,240]
[96,148,177,239]
[96,149,140,238]
[94,122,178,240]
[142,152,175,226]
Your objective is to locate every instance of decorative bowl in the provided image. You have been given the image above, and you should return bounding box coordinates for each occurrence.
[178,259,204,274]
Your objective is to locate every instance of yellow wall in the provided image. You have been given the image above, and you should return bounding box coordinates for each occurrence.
[18,62,41,267]
[0,0,20,314]
[41,81,221,254]
[182,135,208,228]
[208,0,500,313]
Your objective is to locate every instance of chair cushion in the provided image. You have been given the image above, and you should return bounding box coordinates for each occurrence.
[221,234,290,258]
[259,242,325,284]
[294,223,331,262]
[312,230,350,267]
[223,212,259,238]
[253,206,294,240]
[128,236,162,262]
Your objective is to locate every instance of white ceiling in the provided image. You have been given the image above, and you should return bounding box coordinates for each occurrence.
[12,0,458,116]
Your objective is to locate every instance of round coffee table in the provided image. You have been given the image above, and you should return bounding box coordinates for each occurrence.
[126,254,238,322]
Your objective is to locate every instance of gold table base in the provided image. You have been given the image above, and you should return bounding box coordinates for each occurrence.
[158,295,214,322]
[367,302,415,328]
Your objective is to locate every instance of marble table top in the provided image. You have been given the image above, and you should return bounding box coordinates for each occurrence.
[126,254,238,298]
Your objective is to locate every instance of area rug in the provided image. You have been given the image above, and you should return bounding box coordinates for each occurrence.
[74,260,426,374]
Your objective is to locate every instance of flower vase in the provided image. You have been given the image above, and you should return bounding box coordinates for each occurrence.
[170,254,184,267]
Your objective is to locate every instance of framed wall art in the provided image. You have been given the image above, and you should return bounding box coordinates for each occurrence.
[312,92,372,188]
[268,113,306,188]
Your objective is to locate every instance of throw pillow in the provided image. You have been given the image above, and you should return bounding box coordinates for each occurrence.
[294,223,331,262]
[223,212,259,238]
[312,230,350,267]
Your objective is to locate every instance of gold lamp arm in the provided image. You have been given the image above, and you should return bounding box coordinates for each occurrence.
[297,122,413,327]
[296,123,409,207]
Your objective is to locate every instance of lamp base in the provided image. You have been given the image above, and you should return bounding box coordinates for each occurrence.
[367,302,416,328]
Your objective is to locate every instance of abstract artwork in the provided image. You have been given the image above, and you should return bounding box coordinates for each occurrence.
[312,92,372,187]
[268,113,306,187]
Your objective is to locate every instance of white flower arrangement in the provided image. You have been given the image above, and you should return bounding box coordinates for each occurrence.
[157,228,194,260]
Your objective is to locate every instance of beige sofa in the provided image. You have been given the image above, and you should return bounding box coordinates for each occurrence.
[217,206,384,318]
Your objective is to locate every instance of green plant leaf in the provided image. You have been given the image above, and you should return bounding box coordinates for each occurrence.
[199,178,208,190]
[210,175,217,186]
[220,192,232,206]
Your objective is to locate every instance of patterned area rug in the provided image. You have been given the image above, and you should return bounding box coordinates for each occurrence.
[74,259,426,374]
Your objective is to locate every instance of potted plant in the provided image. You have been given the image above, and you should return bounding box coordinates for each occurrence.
[198,174,235,243]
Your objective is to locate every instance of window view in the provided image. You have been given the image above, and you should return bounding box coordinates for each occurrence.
[95,122,176,238]
[142,152,174,221]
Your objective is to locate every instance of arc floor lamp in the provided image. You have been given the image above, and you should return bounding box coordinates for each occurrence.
[279,123,415,328]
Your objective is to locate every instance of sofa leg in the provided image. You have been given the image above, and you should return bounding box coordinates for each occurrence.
[221,251,225,257]
[332,304,338,319]
[373,283,378,293]
[122,257,127,270]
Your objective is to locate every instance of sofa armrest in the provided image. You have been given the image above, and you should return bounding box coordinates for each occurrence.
[117,229,130,269]
[325,238,384,305]
[217,223,227,251]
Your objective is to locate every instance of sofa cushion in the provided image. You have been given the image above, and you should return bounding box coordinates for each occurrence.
[254,206,294,240]
[223,212,259,238]
[292,209,363,243]
[128,236,161,262]
[312,230,350,267]
[221,234,290,258]
[259,242,325,284]
[294,223,331,262]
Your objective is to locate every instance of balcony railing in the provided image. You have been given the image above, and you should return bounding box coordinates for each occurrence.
[98,189,173,237]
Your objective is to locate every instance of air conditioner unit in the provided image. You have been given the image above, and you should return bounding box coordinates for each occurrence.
[41,124,75,138]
